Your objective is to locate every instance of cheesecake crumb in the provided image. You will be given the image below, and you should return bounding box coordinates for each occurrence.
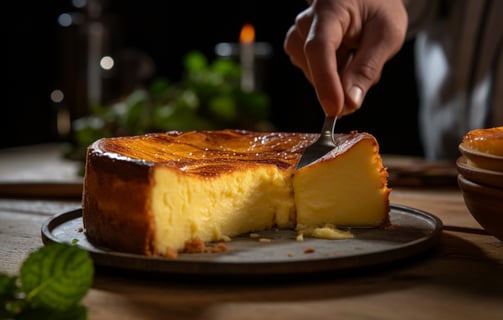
[259,238,271,243]
[287,252,293,257]
[182,237,228,254]
[296,233,304,241]
[384,224,399,231]
[210,242,228,253]
[249,233,260,238]
[297,224,353,240]
[164,247,178,259]
[304,247,315,254]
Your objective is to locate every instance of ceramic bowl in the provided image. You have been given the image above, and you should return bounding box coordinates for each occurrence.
[457,174,503,241]
[459,144,503,172]
[457,156,503,188]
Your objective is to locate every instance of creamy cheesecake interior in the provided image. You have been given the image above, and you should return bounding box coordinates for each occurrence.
[150,164,295,255]
[294,134,389,228]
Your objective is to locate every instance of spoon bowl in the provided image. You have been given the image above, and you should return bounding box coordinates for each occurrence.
[297,115,337,169]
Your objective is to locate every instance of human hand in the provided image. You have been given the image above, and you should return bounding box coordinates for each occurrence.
[284,0,408,116]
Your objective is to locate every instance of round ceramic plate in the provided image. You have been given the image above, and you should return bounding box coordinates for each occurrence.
[41,204,442,276]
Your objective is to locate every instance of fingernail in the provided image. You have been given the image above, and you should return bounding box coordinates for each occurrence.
[348,86,363,108]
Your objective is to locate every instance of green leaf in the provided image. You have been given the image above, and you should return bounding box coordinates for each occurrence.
[0,273,21,318]
[211,59,241,79]
[208,95,237,122]
[19,243,94,312]
[15,304,87,320]
[149,78,171,97]
[184,51,208,73]
[0,274,17,300]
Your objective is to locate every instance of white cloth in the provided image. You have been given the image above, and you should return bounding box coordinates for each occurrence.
[406,0,503,160]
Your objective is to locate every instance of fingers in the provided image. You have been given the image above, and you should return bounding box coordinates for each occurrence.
[284,0,408,118]
[340,4,408,114]
[284,8,316,84]
[285,5,347,116]
[284,25,313,85]
[303,15,345,116]
[284,7,344,116]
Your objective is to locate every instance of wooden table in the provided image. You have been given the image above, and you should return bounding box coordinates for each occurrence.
[1,144,503,320]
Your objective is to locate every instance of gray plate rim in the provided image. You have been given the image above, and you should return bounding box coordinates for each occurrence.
[41,204,443,276]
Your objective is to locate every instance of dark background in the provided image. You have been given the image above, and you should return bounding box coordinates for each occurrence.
[4,0,422,156]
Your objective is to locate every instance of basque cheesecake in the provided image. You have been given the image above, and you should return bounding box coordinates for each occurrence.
[459,126,503,172]
[82,129,391,258]
[460,126,503,157]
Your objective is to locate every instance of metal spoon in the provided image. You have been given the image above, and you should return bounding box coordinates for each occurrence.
[297,115,337,169]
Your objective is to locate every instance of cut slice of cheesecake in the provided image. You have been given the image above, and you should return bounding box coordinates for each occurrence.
[294,132,390,229]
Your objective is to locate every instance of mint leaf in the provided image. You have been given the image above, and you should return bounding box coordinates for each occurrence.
[1,274,20,317]
[14,304,87,320]
[0,274,18,300]
[19,243,94,312]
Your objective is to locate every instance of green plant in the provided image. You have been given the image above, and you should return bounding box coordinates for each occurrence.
[1,243,94,319]
[64,50,273,167]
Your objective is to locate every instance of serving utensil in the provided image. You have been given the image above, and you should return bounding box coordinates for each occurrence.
[297,115,337,169]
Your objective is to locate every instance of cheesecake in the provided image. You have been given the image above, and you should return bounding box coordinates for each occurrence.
[459,126,503,172]
[82,129,391,257]
[461,126,503,156]
[294,133,390,228]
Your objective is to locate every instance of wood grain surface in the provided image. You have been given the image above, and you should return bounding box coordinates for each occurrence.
[1,145,502,320]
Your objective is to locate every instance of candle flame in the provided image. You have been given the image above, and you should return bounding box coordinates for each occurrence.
[240,23,255,44]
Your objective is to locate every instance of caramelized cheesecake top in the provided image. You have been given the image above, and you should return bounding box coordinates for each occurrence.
[461,126,503,156]
[88,129,377,176]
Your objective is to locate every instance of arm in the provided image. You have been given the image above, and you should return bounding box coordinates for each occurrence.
[283,0,408,117]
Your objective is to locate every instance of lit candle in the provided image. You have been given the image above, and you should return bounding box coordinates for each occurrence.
[239,23,255,92]
[214,24,272,92]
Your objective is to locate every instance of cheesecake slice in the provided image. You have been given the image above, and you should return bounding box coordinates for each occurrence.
[82,129,390,257]
[294,132,390,228]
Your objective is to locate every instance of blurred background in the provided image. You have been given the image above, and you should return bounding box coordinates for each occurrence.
[4,0,422,156]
